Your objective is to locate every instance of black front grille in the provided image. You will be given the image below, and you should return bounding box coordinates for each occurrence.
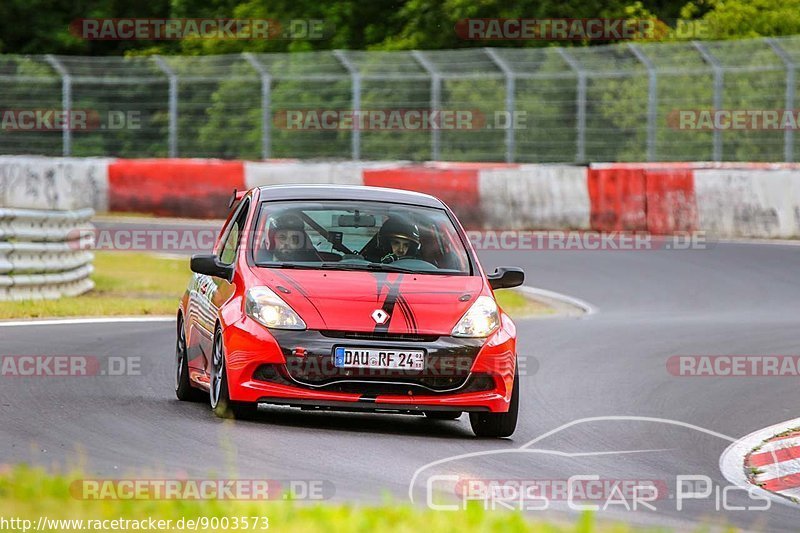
[320,330,439,343]
[263,329,487,395]
[253,364,496,396]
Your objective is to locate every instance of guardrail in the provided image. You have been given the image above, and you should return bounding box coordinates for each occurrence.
[0,208,95,300]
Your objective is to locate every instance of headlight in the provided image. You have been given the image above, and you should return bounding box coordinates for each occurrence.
[451,295,499,338]
[245,286,306,330]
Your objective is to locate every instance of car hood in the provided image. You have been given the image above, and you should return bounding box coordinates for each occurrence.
[251,268,485,335]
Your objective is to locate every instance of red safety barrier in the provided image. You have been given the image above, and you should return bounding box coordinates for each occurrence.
[644,168,697,234]
[588,167,647,231]
[363,166,482,228]
[588,164,697,233]
[108,159,245,218]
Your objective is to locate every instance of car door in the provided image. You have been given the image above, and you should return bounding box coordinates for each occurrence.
[187,198,250,382]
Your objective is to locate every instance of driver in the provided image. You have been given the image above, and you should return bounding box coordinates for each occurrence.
[266,213,321,262]
[377,216,421,263]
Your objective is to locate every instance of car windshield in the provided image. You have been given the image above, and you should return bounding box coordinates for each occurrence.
[251,200,472,275]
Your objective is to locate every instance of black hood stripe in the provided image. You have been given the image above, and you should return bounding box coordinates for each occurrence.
[374,273,403,333]
[396,294,418,333]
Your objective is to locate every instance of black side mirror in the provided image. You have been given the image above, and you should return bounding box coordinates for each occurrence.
[190,254,234,282]
[487,267,525,290]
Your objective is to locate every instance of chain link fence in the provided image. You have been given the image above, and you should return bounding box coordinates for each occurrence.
[2,35,800,162]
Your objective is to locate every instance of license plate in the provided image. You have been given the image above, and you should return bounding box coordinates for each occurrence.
[334,347,424,370]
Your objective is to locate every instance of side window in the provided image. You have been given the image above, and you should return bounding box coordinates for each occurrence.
[218,200,249,266]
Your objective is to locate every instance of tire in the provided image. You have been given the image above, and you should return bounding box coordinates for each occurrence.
[210,327,259,420]
[469,370,519,438]
[175,315,205,402]
[424,411,463,420]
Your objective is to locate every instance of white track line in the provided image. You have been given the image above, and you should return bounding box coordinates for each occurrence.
[0,316,174,327]
[719,417,800,508]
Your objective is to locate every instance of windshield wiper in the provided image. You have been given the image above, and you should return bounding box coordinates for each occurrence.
[316,262,416,273]
[260,262,305,268]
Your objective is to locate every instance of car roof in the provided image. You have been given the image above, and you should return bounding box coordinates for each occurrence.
[255,185,446,208]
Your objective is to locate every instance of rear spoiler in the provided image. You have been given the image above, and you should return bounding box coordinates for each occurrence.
[228,188,247,208]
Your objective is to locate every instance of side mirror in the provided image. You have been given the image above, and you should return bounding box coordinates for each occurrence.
[190,254,234,282]
[487,267,524,290]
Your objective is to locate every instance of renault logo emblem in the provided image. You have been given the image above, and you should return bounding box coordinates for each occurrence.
[371,309,389,324]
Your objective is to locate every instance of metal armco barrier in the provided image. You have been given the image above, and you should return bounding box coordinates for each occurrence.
[0,208,95,300]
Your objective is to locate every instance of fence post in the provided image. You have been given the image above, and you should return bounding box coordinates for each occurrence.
[44,55,71,157]
[692,42,723,162]
[766,38,796,163]
[244,53,272,160]
[333,50,361,161]
[556,48,586,163]
[627,43,658,162]
[484,48,516,163]
[153,56,178,158]
[412,51,441,161]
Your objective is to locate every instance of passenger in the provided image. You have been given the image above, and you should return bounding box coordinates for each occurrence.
[377,216,421,263]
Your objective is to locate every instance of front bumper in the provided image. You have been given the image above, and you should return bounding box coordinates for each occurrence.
[222,315,517,412]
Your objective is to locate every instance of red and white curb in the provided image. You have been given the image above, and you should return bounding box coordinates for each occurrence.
[720,417,800,507]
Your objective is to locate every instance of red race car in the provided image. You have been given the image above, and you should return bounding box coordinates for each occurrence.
[176,185,524,437]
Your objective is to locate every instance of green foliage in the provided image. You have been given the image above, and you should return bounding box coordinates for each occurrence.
[2,0,799,57]
[1,0,798,161]
[0,464,656,532]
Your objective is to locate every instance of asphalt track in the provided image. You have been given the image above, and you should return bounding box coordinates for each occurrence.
[2,238,800,531]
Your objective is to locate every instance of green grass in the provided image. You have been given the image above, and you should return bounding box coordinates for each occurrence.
[0,252,553,320]
[0,465,653,532]
[495,289,555,318]
[0,252,190,319]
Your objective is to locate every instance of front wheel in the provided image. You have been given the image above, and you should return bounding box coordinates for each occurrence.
[469,370,519,438]
[210,328,258,419]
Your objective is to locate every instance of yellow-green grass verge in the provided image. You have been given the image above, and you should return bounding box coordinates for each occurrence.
[0,251,553,320]
[0,465,655,532]
[495,289,556,318]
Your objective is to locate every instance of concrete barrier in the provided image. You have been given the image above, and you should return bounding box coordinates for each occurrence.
[0,156,104,300]
[245,161,386,188]
[7,156,800,239]
[478,165,590,230]
[694,168,800,238]
[0,156,109,211]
